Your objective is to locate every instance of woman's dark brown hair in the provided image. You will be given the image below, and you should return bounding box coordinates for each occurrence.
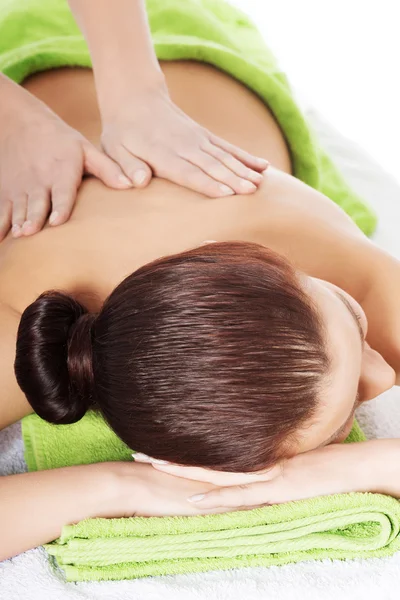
[15,241,330,472]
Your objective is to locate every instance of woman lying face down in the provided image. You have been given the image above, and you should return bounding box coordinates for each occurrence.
[15,240,395,475]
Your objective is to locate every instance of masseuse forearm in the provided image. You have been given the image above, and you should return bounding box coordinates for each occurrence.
[0,74,40,123]
[67,0,164,114]
[0,465,117,561]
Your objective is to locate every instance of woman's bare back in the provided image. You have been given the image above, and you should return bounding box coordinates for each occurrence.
[0,62,292,313]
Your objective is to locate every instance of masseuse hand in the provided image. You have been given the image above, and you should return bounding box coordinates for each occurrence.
[100,82,268,198]
[137,441,387,509]
[0,75,132,241]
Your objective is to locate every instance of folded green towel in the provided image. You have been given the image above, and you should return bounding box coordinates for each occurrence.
[44,493,400,582]
[5,0,387,582]
[1,0,376,234]
[22,413,400,581]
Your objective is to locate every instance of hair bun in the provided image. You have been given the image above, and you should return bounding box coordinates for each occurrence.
[15,291,97,425]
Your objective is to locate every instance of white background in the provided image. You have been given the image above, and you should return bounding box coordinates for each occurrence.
[230,0,400,183]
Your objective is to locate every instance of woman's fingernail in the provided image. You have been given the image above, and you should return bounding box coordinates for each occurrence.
[49,212,59,226]
[240,180,257,192]
[132,452,152,462]
[132,452,170,465]
[22,220,32,232]
[132,170,148,186]
[219,184,235,196]
[188,494,205,503]
[118,174,132,186]
[12,224,21,236]
[257,158,269,167]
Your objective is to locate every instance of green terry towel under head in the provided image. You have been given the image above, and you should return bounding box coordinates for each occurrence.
[22,413,400,582]
[5,0,387,583]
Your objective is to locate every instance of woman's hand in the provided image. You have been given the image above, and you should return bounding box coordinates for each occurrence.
[100,83,268,198]
[103,461,233,518]
[138,441,390,510]
[0,74,131,241]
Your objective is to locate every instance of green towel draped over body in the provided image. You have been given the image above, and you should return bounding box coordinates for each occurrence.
[1,0,388,583]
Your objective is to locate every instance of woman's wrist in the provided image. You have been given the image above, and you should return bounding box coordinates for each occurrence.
[79,461,133,519]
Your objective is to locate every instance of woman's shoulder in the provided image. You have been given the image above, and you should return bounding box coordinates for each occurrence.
[242,167,379,300]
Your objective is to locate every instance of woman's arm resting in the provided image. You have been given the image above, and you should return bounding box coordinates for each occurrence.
[0,461,223,561]
[67,0,268,196]
[179,439,400,509]
[0,464,117,561]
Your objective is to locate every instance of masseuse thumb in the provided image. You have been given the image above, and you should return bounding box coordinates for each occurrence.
[82,141,133,189]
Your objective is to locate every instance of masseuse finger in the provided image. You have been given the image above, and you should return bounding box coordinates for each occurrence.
[202,141,263,186]
[183,150,257,195]
[209,133,269,172]
[97,142,152,188]
[82,141,135,189]
[0,199,12,242]
[161,157,235,198]
[187,481,276,509]
[22,189,51,236]
[49,169,80,227]
[11,194,28,238]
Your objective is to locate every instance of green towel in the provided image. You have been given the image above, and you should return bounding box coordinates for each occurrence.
[22,413,400,581]
[1,0,376,234]
[4,0,387,582]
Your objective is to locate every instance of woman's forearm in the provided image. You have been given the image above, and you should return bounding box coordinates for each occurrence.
[0,464,118,561]
[67,0,164,115]
[371,439,400,497]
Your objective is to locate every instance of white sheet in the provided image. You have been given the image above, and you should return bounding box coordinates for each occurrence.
[1,112,400,599]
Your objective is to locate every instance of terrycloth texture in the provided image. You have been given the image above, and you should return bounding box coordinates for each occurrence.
[0,0,376,234]
[43,493,400,582]
[22,413,400,582]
